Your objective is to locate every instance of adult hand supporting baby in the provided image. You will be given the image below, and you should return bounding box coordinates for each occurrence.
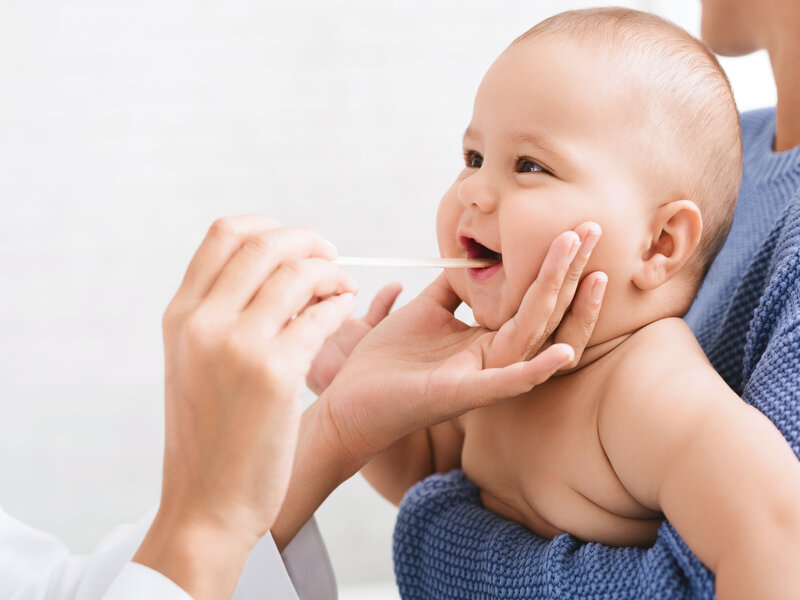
[132,215,358,600]
[270,222,606,549]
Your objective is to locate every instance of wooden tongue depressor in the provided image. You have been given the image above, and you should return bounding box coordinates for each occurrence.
[334,256,499,268]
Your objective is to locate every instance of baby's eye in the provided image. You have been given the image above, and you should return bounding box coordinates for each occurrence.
[464,151,483,169]
[517,157,546,174]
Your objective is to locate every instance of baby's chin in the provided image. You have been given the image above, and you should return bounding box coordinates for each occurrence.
[470,301,514,331]
[445,271,517,330]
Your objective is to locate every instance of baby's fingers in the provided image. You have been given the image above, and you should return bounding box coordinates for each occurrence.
[461,344,575,410]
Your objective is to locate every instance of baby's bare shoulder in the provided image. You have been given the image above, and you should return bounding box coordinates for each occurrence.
[597,318,743,509]
[600,317,737,425]
[607,317,712,382]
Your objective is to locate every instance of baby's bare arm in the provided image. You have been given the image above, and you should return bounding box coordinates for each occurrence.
[361,420,464,505]
[600,327,800,599]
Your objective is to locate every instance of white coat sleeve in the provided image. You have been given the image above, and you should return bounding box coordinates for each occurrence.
[0,504,336,600]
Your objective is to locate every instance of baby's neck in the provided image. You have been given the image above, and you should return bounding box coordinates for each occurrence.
[561,330,637,375]
[563,283,692,374]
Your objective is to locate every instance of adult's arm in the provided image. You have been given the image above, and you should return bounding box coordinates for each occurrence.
[0,505,313,600]
[128,216,359,599]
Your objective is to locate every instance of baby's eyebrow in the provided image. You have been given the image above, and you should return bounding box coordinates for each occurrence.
[510,130,565,159]
[463,126,567,164]
[463,126,482,144]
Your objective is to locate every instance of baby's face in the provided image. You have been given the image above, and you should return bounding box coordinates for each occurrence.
[437,38,654,331]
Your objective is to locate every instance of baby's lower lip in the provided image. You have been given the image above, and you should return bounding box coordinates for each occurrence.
[468,262,503,282]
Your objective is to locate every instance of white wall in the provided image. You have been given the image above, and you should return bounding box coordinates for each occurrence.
[0,0,776,592]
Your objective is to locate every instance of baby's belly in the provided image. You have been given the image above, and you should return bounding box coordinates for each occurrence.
[460,387,664,547]
[478,483,662,547]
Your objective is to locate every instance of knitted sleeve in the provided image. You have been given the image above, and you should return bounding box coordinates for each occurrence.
[741,207,800,459]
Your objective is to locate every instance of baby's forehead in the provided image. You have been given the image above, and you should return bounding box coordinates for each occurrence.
[502,15,723,119]
[485,28,714,152]
[497,32,653,101]
[476,38,650,149]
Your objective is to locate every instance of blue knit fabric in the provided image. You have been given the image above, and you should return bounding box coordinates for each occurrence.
[393,108,800,599]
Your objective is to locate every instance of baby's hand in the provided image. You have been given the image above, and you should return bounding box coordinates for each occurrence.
[306,282,402,395]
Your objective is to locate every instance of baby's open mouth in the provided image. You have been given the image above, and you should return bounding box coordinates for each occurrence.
[461,236,502,268]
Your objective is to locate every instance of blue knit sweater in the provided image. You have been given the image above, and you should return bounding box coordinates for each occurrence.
[393,108,800,599]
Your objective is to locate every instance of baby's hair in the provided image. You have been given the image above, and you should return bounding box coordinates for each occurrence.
[514,8,742,283]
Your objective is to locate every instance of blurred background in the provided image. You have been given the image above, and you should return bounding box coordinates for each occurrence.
[0,0,776,597]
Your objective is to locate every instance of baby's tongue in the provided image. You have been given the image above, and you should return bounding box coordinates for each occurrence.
[468,242,501,263]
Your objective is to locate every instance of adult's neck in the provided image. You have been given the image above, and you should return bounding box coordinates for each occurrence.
[768,32,800,152]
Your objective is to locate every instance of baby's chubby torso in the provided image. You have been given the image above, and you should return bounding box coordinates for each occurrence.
[446,317,708,546]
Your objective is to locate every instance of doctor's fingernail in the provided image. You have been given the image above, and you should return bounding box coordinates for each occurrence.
[322,238,338,257]
[580,227,601,258]
[567,233,581,262]
[591,274,608,302]
[344,275,359,293]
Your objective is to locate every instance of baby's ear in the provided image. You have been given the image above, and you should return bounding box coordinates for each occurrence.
[632,200,702,291]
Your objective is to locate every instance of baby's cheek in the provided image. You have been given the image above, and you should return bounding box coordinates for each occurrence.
[503,255,540,310]
[435,186,459,247]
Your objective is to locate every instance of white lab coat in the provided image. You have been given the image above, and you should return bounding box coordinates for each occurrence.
[0,505,336,599]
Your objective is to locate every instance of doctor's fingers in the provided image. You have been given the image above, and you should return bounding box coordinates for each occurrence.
[202,225,341,313]
[276,292,359,372]
[244,257,358,338]
[542,223,602,339]
[494,230,581,364]
[459,343,575,411]
[175,215,282,303]
[552,271,607,370]
[418,272,462,313]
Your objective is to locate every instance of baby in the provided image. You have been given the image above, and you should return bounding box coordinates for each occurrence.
[362,8,800,597]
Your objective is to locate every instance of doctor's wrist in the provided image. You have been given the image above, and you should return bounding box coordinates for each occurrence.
[133,506,256,600]
[315,391,376,477]
[270,397,366,551]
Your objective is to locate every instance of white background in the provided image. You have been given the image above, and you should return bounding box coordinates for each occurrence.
[0,0,776,595]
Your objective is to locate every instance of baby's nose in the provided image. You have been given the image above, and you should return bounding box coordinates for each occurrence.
[457,171,500,213]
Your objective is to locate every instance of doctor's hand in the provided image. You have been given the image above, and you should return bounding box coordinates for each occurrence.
[306,282,402,395]
[270,222,606,549]
[133,216,357,600]
[323,222,605,462]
